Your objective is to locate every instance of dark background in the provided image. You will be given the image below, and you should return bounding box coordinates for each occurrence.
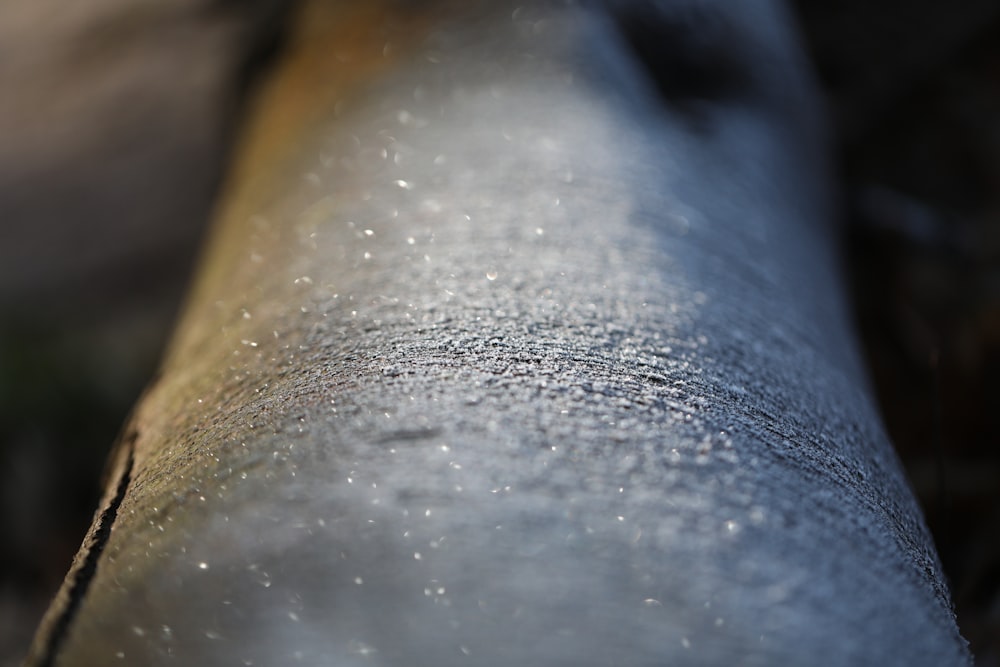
[1,1,998,663]
[796,2,1000,661]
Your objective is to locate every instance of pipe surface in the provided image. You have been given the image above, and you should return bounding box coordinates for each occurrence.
[27,1,971,665]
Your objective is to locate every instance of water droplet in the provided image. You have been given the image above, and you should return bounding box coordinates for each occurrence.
[198,562,209,570]
[665,213,691,236]
[248,564,272,588]
[350,641,377,657]
[485,270,498,281]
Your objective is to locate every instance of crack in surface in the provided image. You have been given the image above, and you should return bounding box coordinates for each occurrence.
[33,433,136,667]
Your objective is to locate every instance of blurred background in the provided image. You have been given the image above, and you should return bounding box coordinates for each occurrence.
[796,2,1000,662]
[1,0,998,664]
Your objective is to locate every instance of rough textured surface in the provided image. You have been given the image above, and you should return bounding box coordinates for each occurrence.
[27,1,970,665]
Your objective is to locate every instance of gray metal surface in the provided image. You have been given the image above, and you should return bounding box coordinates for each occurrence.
[27,1,970,664]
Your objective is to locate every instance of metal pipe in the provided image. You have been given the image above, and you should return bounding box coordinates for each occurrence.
[27,1,970,664]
